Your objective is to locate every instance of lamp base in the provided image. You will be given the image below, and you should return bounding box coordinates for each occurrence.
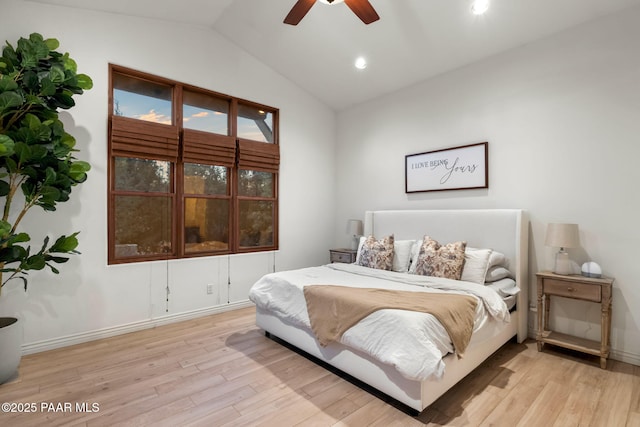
[553,250,572,275]
[351,235,360,251]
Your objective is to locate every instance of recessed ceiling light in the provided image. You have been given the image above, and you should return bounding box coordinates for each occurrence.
[471,0,490,15]
[355,57,367,70]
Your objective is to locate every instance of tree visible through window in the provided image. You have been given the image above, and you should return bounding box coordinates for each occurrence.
[108,65,279,264]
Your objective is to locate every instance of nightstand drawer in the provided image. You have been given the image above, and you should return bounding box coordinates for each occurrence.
[331,252,354,263]
[544,279,601,302]
[329,249,357,264]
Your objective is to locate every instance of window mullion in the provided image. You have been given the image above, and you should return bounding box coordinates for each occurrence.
[230,138,239,253]
[175,158,184,258]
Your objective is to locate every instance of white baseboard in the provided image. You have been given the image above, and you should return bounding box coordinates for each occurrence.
[22,305,640,367]
[610,348,640,366]
[21,301,254,355]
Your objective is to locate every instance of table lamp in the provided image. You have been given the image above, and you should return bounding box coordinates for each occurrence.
[347,219,363,250]
[545,223,580,275]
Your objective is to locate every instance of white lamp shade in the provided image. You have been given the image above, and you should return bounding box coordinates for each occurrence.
[347,219,363,236]
[545,223,579,249]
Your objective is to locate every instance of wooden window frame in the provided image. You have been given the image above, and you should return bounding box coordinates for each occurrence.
[108,65,279,265]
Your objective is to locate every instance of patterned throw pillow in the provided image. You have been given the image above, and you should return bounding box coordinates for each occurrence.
[413,236,467,280]
[357,235,394,270]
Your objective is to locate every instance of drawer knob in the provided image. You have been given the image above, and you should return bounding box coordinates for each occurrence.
[567,287,575,292]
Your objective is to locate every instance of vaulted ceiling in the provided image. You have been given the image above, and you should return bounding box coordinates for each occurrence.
[24,0,640,110]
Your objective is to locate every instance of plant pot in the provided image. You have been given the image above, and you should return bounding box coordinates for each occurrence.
[0,317,22,384]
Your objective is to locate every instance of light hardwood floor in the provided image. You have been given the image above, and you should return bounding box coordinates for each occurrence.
[1,307,638,426]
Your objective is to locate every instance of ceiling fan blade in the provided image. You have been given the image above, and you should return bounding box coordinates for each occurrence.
[344,0,380,24]
[284,0,317,25]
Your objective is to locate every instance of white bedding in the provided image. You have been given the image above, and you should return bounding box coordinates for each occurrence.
[249,263,511,381]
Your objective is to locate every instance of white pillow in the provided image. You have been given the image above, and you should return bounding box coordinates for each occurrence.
[392,240,416,273]
[486,278,520,297]
[461,248,493,285]
[355,236,367,264]
[485,266,513,282]
[408,239,422,273]
[488,251,507,269]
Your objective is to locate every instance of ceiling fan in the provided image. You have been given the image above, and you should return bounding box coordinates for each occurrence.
[284,0,380,26]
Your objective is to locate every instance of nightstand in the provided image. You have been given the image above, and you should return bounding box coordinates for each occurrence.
[329,248,357,264]
[536,271,614,368]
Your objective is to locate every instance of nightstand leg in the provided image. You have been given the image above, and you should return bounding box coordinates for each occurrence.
[536,276,544,351]
[601,284,612,370]
[544,295,550,330]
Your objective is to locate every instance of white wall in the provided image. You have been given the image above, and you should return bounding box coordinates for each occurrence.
[2,1,638,366]
[0,0,337,350]
[335,7,640,365]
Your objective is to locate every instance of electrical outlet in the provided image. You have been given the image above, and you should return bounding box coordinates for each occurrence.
[207,284,214,295]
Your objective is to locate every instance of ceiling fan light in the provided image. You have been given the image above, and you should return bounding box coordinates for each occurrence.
[319,0,345,4]
[471,0,490,15]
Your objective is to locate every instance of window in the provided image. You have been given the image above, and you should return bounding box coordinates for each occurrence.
[183,163,230,254]
[113,73,173,124]
[238,103,274,142]
[108,65,279,264]
[183,89,229,135]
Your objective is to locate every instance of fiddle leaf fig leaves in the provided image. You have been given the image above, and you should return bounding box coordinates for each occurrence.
[40,77,56,96]
[0,75,18,92]
[44,37,59,51]
[76,74,93,90]
[0,220,11,239]
[0,180,9,197]
[50,233,79,253]
[0,91,22,112]
[0,134,15,157]
[0,33,91,291]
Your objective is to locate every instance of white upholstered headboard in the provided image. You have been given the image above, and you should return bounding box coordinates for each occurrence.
[364,209,529,342]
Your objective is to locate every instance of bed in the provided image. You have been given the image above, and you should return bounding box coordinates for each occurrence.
[249,209,528,413]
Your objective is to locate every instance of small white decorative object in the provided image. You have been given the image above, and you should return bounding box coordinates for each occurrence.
[581,262,602,278]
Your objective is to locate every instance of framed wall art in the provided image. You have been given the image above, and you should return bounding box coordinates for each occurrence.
[405,142,488,193]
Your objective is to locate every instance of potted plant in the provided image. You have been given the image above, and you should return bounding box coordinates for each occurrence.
[0,33,92,383]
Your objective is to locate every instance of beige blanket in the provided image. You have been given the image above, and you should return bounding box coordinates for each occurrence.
[303,285,478,357]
